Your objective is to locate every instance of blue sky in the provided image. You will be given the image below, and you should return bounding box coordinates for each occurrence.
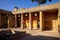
[0,0,60,11]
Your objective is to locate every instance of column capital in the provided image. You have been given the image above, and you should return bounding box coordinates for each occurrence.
[39,11,42,13]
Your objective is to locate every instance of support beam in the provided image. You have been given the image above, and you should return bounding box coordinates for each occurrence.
[29,13,32,30]
[15,14,17,28]
[21,14,23,29]
[39,11,43,31]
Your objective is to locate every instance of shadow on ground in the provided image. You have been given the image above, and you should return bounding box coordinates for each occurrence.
[0,30,60,40]
[19,34,60,40]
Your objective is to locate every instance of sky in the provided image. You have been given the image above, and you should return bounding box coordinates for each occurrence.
[0,0,60,11]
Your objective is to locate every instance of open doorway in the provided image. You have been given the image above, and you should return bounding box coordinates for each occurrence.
[17,14,21,28]
[31,12,40,30]
[43,9,58,31]
[23,13,29,29]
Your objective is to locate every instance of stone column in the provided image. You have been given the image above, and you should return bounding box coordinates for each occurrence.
[15,14,17,28]
[39,11,43,31]
[29,13,31,30]
[58,8,60,26]
[21,14,23,29]
[58,8,60,33]
[8,16,9,28]
[0,14,1,27]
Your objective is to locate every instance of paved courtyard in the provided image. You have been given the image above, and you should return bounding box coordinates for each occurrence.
[18,34,60,40]
[13,28,60,40]
[0,28,60,40]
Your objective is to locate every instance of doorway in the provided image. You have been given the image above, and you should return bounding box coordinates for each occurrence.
[23,13,29,29]
[31,12,40,30]
[17,14,21,28]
